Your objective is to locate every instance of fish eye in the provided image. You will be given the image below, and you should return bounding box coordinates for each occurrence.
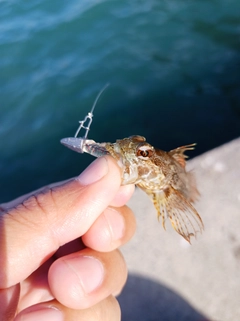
[137,147,153,159]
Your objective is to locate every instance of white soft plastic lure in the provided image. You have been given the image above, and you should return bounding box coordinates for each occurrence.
[61,86,203,242]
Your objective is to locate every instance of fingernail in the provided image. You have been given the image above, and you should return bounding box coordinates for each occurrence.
[105,208,125,240]
[66,256,104,294]
[15,306,63,321]
[77,157,108,185]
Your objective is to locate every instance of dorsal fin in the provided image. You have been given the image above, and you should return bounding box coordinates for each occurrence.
[168,143,196,168]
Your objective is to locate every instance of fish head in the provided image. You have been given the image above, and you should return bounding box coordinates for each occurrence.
[105,135,163,186]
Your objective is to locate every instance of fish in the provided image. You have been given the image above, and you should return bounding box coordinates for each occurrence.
[62,135,203,243]
[61,86,203,243]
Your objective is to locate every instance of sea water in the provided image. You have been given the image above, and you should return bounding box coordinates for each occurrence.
[1,0,240,201]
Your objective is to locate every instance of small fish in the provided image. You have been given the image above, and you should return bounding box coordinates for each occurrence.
[61,88,203,242]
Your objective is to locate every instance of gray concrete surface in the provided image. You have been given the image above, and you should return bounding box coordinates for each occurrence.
[118,137,240,321]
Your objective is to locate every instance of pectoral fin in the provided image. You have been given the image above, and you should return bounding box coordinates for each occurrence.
[144,185,204,243]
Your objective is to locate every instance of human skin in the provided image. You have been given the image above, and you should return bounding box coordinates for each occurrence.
[0,156,136,321]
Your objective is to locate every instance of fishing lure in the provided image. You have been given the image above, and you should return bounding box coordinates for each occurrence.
[61,86,204,242]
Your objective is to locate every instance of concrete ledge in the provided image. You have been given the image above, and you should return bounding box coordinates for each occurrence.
[119,137,240,321]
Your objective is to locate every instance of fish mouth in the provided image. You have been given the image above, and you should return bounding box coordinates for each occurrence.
[120,161,140,185]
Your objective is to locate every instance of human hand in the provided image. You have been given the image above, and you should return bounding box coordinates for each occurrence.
[0,156,136,321]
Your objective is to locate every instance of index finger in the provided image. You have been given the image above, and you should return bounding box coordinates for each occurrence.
[0,156,124,288]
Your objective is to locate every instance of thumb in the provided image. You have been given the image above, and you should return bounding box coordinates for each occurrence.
[0,284,20,321]
[0,156,122,288]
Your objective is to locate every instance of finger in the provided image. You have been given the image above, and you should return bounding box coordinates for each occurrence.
[17,239,86,312]
[0,181,135,214]
[82,205,136,252]
[110,184,135,207]
[48,248,127,309]
[0,156,127,288]
[0,284,20,321]
[0,179,72,214]
[14,296,120,321]
[17,259,55,312]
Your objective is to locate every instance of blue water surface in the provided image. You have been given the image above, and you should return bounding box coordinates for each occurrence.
[1,0,240,202]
